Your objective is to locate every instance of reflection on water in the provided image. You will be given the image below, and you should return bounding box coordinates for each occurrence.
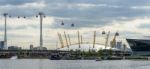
[0,59,150,69]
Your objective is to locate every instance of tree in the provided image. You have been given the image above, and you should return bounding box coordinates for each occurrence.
[97,50,104,57]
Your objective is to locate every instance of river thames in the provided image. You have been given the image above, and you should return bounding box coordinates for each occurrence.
[0,59,150,69]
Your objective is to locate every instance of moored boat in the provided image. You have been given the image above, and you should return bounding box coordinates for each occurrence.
[10,55,18,59]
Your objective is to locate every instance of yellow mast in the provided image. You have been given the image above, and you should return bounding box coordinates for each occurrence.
[68,34,71,46]
[64,31,69,48]
[57,33,64,48]
[111,34,117,48]
[78,31,81,48]
[57,32,63,47]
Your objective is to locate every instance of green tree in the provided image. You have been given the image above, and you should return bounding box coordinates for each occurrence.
[97,50,104,57]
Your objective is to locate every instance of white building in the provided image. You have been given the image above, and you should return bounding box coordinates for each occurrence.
[59,43,131,52]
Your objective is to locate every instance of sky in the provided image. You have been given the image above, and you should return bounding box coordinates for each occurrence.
[0,0,150,49]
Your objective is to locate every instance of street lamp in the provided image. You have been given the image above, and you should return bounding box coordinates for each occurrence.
[36,12,46,49]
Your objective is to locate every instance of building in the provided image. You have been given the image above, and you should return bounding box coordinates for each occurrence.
[32,46,47,50]
[59,43,131,52]
[116,41,122,50]
[0,41,4,50]
[126,38,150,56]
[8,46,22,50]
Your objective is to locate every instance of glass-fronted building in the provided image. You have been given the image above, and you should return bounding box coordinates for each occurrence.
[126,39,150,56]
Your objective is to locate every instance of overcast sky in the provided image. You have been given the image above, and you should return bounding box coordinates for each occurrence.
[0,0,150,49]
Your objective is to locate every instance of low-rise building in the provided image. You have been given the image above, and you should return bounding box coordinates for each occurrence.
[8,46,22,50]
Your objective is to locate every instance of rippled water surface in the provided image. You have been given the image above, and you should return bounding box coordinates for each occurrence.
[0,59,150,69]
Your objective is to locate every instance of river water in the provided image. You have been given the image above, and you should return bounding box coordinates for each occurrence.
[0,59,150,69]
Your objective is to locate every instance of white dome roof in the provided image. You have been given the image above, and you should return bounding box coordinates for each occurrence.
[59,43,120,52]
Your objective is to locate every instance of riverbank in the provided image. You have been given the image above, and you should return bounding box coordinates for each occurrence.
[1,50,149,60]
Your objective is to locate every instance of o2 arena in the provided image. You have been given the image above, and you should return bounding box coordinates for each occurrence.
[57,31,132,53]
[60,43,116,52]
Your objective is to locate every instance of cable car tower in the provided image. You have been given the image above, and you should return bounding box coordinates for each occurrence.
[36,12,46,49]
[3,13,11,49]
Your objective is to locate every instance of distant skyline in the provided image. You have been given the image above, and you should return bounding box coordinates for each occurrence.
[0,0,150,49]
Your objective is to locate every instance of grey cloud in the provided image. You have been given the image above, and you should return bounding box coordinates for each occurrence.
[44,0,150,6]
[0,25,27,31]
[8,34,32,38]
[138,24,150,29]
[0,0,38,5]
[0,0,150,29]
[121,31,143,38]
